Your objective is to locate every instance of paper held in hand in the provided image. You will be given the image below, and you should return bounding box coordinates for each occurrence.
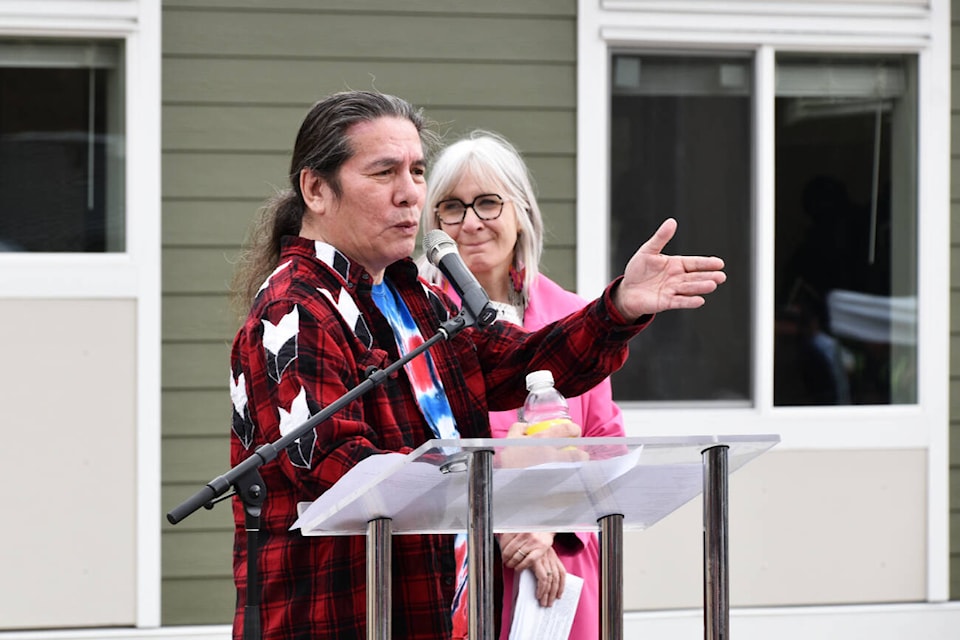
[508,568,583,640]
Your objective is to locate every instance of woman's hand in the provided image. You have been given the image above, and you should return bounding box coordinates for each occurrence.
[499,532,566,606]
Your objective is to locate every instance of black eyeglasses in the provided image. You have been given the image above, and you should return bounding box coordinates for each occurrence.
[434,193,505,225]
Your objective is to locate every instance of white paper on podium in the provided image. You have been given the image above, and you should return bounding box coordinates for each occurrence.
[508,569,583,640]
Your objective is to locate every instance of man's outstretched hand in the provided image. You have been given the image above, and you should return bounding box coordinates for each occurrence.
[613,218,726,321]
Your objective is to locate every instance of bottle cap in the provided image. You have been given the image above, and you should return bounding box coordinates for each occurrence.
[525,369,555,390]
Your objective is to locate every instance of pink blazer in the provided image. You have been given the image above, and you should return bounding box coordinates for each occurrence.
[443,274,625,639]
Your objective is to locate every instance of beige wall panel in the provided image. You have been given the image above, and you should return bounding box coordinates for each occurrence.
[623,449,927,609]
[0,299,136,628]
[162,59,574,108]
[163,12,574,61]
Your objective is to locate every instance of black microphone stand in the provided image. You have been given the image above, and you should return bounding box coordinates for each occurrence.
[167,310,477,640]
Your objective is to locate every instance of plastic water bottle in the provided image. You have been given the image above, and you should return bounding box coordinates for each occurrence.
[519,370,571,435]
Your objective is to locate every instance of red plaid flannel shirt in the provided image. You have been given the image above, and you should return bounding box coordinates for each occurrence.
[229,236,648,639]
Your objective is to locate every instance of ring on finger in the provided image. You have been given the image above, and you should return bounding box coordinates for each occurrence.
[517,549,527,558]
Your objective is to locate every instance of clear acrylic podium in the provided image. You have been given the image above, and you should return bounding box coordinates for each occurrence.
[293,435,779,640]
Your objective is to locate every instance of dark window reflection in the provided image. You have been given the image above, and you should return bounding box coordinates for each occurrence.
[609,55,752,403]
[774,55,917,406]
[0,42,124,252]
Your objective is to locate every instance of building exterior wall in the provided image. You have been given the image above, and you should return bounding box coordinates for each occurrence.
[160,0,959,632]
[0,0,957,636]
[0,0,162,632]
[1,0,952,636]
[577,0,954,623]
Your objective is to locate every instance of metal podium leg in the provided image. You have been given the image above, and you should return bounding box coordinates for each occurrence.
[367,517,392,640]
[703,445,729,640]
[599,513,624,640]
[467,449,495,640]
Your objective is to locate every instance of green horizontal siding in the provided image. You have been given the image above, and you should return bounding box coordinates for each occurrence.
[163,342,232,389]
[164,105,575,154]
[162,200,266,246]
[953,509,960,596]
[163,294,238,341]
[163,59,575,107]
[165,437,239,486]
[163,12,575,62]
[163,153,573,200]
[163,0,575,16]
[161,0,578,624]
[162,247,239,295]
[162,577,236,625]
[163,390,234,437]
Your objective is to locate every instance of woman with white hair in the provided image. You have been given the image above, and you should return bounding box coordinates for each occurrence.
[419,130,625,640]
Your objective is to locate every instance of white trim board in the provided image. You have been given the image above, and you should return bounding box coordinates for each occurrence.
[2,603,960,640]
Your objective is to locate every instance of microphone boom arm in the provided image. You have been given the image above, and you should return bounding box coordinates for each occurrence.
[167,310,471,525]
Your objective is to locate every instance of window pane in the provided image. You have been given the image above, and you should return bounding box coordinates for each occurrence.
[610,54,753,404]
[774,54,917,406]
[0,40,125,252]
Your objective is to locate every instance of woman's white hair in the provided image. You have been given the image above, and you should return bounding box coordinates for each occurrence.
[417,130,544,308]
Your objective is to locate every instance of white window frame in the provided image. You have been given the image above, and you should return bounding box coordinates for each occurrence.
[0,0,161,627]
[577,0,950,601]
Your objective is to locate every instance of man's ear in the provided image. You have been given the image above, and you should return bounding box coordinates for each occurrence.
[300,167,327,214]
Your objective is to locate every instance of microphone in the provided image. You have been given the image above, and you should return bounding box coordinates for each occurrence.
[422,229,498,328]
